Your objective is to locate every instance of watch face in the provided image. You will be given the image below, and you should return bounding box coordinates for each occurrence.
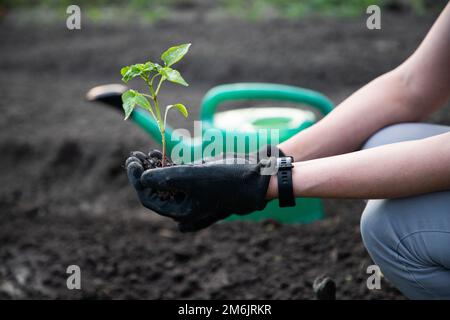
[277,157,293,169]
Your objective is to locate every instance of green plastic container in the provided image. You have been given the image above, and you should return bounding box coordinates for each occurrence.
[129,83,334,223]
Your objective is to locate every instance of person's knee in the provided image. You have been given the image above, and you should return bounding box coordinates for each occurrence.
[363,122,450,149]
[360,200,414,295]
[363,124,398,149]
[362,123,413,149]
[360,198,450,299]
[360,200,397,261]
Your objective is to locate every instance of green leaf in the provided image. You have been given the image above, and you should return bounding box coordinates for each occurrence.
[120,66,130,77]
[120,62,156,83]
[159,67,188,86]
[153,63,162,72]
[161,43,191,67]
[167,103,188,118]
[121,90,135,119]
[121,89,152,120]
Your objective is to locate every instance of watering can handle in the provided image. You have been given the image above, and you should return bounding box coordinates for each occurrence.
[200,83,334,123]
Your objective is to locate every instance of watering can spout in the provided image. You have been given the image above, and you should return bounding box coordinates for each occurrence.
[86,83,128,110]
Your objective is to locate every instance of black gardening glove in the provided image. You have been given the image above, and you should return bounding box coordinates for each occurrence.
[125,149,276,232]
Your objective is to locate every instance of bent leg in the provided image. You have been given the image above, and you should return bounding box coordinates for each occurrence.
[360,123,450,299]
[361,193,450,299]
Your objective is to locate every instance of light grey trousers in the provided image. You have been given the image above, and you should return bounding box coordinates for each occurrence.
[360,122,450,299]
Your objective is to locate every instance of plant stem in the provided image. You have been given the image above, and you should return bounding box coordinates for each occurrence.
[161,128,166,167]
[149,74,158,89]
[141,94,157,120]
[153,95,166,167]
[144,74,166,166]
[163,106,170,131]
[155,77,164,97]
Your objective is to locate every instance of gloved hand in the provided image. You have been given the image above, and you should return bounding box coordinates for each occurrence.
[125,148,278,232]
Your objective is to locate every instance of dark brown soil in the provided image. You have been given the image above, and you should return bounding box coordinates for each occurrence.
[130,150,178,201]
[1,7,448,299]
[130,150,172,170]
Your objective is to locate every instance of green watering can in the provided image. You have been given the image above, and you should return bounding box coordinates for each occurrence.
[87,82,334,224]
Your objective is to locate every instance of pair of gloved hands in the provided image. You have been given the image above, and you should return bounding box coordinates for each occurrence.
[125,146,284,232]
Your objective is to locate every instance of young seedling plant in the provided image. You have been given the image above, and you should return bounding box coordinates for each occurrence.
[120,43,190,167]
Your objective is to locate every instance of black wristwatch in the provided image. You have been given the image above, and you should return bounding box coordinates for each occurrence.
[276,156,296,207]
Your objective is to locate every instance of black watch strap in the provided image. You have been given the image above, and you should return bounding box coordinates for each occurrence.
[277,157,296,207]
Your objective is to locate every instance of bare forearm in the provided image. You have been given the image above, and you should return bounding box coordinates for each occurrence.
[268,132,450,199]
[279,70,421,161]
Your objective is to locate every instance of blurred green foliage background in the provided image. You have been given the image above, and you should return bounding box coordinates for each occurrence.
[1,0,446,23]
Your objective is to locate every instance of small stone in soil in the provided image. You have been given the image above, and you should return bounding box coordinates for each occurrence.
[313,276,336,300]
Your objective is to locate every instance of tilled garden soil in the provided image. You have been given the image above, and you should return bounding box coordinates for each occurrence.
[1,9,449,299]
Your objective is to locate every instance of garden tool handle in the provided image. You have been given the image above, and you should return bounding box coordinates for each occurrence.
[200,83,334,123]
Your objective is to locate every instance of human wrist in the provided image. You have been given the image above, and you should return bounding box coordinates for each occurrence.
[265,162,301,200]
[265,174,278,200]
